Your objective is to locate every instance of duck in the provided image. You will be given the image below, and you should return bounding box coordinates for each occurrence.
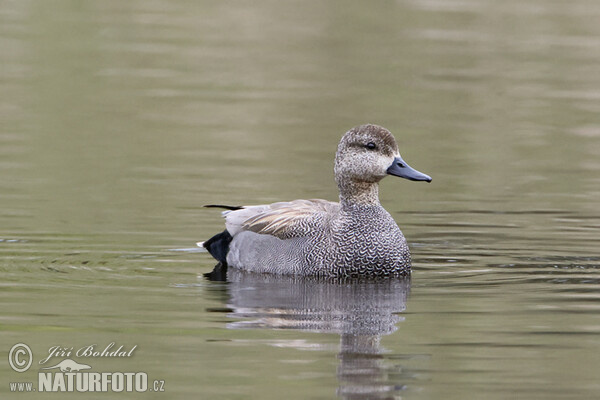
[199,124,431,278]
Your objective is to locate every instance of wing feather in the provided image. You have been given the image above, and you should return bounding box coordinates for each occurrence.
[224,199,339,239]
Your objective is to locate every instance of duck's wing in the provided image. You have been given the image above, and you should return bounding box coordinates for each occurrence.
[223,199,339,239]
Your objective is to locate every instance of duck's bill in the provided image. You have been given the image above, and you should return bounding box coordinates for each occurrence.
[387,156,432,182]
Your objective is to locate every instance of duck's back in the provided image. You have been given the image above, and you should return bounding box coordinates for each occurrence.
[225,199,338,275]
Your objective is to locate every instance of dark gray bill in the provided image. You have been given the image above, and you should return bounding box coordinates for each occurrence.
[386,156,432,182]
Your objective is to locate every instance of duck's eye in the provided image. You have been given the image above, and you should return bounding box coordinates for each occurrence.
[365,142,377,150]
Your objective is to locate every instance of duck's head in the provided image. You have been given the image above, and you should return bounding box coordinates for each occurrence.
[334,124,432,187]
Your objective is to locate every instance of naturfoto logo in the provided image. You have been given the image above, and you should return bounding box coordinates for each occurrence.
[8,343,165,393]
[40,359,91,372]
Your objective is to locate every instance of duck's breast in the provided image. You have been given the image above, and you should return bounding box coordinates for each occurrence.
[323,207,411,276]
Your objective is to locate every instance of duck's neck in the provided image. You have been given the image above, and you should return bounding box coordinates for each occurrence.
[337,179,381,209]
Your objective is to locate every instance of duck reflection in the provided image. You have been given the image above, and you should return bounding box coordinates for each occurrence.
[207,268,411,399]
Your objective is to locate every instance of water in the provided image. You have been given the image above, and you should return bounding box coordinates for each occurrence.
[1,0,599,398]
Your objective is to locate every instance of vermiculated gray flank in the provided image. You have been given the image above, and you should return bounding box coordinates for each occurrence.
[201,124,432,278]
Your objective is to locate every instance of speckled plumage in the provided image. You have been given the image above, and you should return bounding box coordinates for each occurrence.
[202,124,431,278]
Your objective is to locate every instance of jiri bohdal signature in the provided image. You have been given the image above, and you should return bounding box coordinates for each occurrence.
[39,343,137,365]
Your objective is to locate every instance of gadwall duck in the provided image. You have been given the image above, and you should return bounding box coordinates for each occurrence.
[200,124,431,278]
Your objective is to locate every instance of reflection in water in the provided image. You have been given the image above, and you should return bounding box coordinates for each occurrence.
[209,268,411,399]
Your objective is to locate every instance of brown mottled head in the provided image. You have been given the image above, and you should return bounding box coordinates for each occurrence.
[334,124,431,188]
[335,124,400,184]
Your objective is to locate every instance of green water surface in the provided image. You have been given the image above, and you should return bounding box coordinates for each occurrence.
[1,1,600,399]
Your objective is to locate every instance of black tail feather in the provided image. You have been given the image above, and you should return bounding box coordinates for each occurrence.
[203,204,243,211]
[202,207,238,281]
[202,229,232,264]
